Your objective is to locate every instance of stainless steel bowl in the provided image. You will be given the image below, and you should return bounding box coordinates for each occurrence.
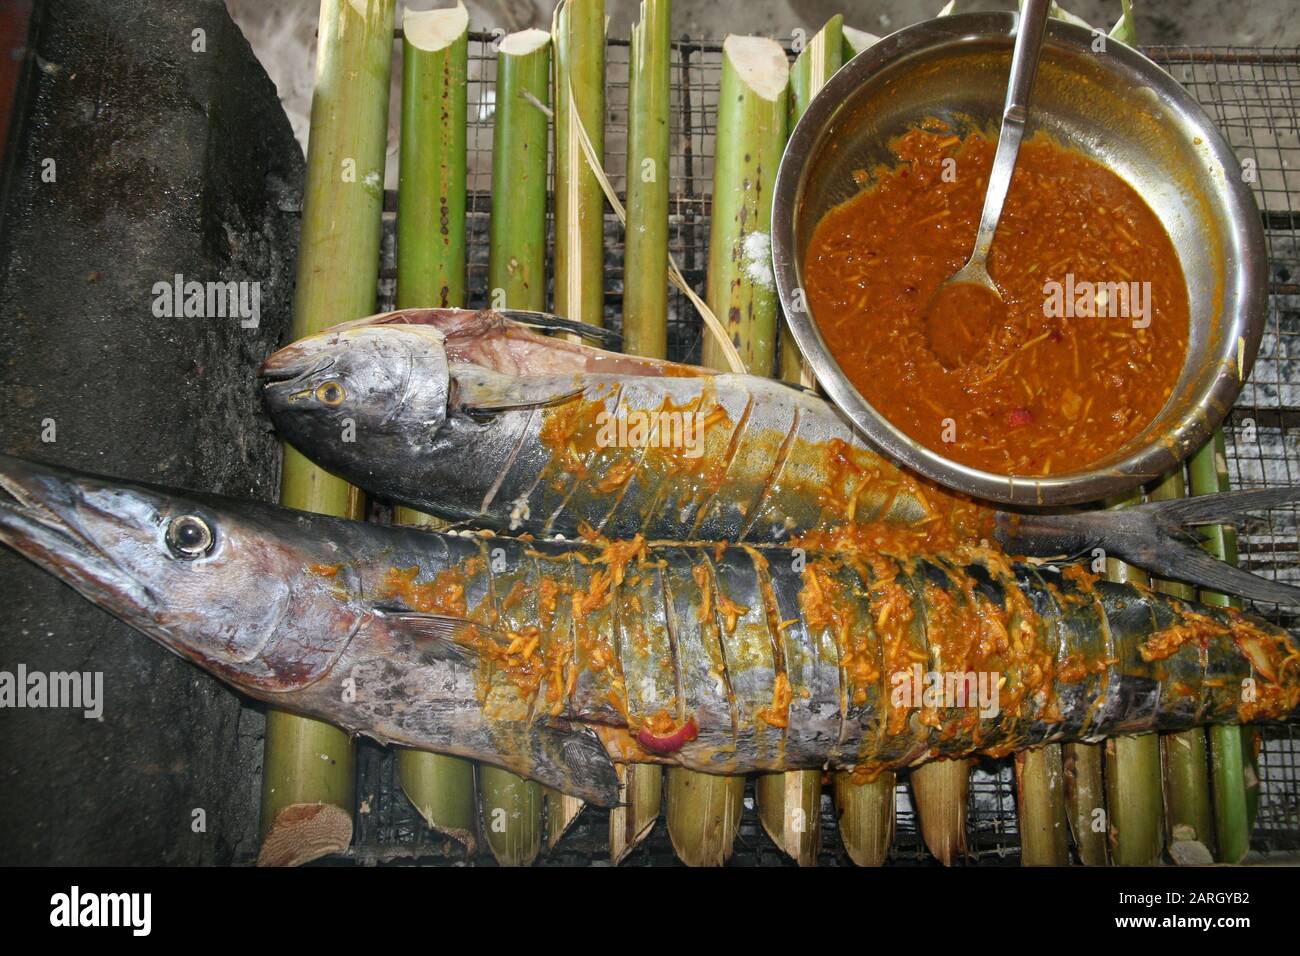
[772,12,1268,506]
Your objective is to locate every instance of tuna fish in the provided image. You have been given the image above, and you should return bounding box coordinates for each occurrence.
[1,454,1295,804]
[260,308,1300,604]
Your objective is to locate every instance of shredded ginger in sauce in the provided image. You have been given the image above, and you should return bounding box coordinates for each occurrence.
[804,125,1190,476]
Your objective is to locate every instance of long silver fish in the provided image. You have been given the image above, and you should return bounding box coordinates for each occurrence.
[260,309,1300,604]
[2,454,1296,805]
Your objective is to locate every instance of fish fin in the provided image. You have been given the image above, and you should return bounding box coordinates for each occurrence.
[1125,537,1300,606]
[524,720,621,806]
[496,309,623,348]
[450,373,586,420]
[1130,486,1300,528]
[371,608,499,665]
[460,387,585,420]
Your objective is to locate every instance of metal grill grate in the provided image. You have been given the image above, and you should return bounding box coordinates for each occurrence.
[355,37,1300,865]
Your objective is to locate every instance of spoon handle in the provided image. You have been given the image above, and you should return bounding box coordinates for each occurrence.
[968,0,1051,266]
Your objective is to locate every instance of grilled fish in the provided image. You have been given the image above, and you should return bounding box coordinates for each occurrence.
[259,308,991,548]
[260,309,1300,604]
[2,454,1295,805]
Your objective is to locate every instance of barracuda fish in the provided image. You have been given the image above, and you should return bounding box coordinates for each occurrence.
[260,308,1300,605]
[2,454,1296,805]
[259,308,992,548]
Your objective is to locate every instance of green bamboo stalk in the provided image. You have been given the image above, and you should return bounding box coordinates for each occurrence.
[910,758,969,865]
[397,3,468,308]
[756,771,822,865]
[391,5,476,855]
[753,19,842,864]
[665,768,746,866]
[553,0,606,328]
[609,0,671,864]
[477,27,551,865]
[1146,467,1216,862]
[667,34,788,866]
[258,0,396,868]
[699,34,789,374]
[479,764,543,866]
[1188,432,1252,863]
[1016,745,1069,865]
[622,0,671,358]
[1102,491,1165,865]
[1063,742,1108,865]
[778,15,841,389]
[833,773,895,866]
[609,763,663,865]
[549,8,602,840]
[487,29,551,312]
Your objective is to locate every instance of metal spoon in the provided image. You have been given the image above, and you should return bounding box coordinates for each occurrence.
[923,0,1051,369]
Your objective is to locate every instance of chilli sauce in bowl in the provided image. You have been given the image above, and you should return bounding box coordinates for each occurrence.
[771,13,1267,506]
[803,123,1191,478]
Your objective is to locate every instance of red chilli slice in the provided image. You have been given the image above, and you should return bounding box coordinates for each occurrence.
[637,717,699,755]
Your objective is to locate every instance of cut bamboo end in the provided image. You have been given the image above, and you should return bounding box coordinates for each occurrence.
[1063,742,1108,865]
[609,763,662,864]
[833,771,895,866]
[498,28,551,56]
[402,2,468,52]
[756,770,822,866]
[665,768,745,866]
[397,748,477,855]
[1015,745,1069,866]
[722,35,791,100]
[256,803,353,868]
[478,765,543,866]
[841,25,881,59]
[910,758,969,866]
[545,789,585,850]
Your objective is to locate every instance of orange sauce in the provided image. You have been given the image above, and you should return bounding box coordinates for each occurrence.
[804,126,1190,476]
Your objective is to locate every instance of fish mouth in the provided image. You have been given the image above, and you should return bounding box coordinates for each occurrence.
[259,350,334,388]
[0,453,152,612]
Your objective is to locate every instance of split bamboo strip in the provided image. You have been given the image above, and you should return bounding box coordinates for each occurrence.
[487,29,551,311]
[667,34,789,867]
[910,758,968,865]
[833,772,895,866]
[390,6,478,854]
[1188,433,1252,863]
[700,35,789,374]
[477,27,551,865]
[258,0,396,868]
[622,0,671,359]
[1016,745,1069,865]
[1102,490,1165,865]
[778,15,840,390]
[1146,468,1215,863]
[1063,741,1108,864]
[553,0,606,329]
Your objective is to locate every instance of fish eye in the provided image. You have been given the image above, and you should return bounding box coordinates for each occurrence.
[314,380,346,406]
[166,515,214,559]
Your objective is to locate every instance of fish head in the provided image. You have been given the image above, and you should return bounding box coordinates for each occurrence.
[0,454,363,691]
[260,324,450,478]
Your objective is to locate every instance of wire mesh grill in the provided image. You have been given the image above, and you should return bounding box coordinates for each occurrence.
[355,36,1300,865]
